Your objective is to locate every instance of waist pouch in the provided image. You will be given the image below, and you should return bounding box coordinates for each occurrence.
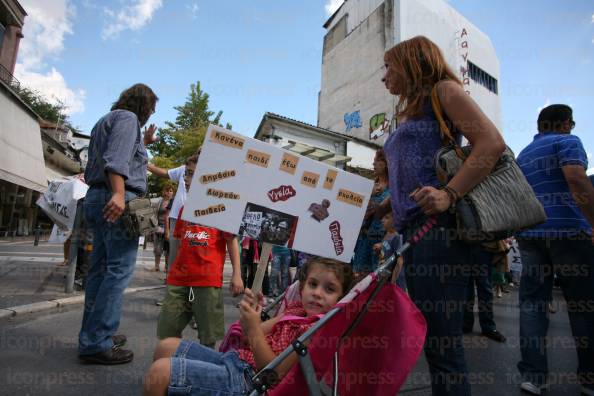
[121,198,159,237]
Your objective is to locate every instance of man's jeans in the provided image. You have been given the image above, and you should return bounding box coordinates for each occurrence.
[517,237,594,389]
[404,214,473,396]
[78,187,139,355]
[464,248,496,333]
[270,251,291,296]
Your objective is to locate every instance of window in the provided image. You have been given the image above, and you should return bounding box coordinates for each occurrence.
[467,61,498,95]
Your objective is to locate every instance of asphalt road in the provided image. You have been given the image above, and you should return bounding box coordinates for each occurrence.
[0,242,584,395]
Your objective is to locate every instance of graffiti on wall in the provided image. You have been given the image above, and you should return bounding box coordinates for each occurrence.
[344,111,362,133]
[458,28,470,95]
[369,113,390,140]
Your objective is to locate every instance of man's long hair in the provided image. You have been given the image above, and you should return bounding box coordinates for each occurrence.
[384,36,461,119]
[111,83,158,127]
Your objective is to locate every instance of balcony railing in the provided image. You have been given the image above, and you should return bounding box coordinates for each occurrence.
[0,63,21,91]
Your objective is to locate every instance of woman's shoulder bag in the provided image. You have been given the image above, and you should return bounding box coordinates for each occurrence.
[430,85,546,242]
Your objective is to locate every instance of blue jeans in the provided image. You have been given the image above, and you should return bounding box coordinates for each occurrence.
[463,248,496,333]
[517,237,594,389]
[168,339,254,395]
[78,187,140,355]
[403,213,474,396]
[270,251,291,296]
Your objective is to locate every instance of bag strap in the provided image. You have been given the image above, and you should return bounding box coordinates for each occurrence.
[430,84,466,160]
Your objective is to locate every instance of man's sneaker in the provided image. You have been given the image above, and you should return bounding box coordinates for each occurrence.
[481,329,506,343]
[520,382,546,395]
[112,334,127,348]
[582,386,594,396]
[79,345,134,365]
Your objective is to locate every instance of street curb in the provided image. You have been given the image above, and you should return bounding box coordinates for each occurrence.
[0,284,165,320]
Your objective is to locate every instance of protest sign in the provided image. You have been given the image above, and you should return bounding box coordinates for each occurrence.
[48,224,72,244]
[182,125,373,263]
[507,238,522,283]
[37,177,88,231]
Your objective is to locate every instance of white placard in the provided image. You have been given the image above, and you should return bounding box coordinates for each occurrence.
[36,177,88,231]
[507,238,522,273]
[181,125,373,262]
[48,224,72,244]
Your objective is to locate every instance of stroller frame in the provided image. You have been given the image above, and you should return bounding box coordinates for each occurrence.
[248,217,437,395]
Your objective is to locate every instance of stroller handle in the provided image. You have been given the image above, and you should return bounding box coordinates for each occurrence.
[248,216,438,396]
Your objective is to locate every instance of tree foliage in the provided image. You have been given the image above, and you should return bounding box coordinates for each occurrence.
[14,85,78,132]
[147,81,231,194]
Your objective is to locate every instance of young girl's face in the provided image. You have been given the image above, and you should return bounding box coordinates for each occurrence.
[300,265,343,316]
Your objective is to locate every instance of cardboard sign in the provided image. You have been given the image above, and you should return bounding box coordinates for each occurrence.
[245,149,271,168]
[206,188,240,200]
[280,152,299,175]
[209,129,245,150]
[324,170,338,190]
[301,171,320,188]
[336,188,365,208]
[182,125,373,262]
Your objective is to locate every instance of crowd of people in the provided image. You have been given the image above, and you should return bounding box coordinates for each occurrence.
[75,35,593,396]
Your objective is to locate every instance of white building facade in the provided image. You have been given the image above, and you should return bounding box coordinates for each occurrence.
[318,0,502,145]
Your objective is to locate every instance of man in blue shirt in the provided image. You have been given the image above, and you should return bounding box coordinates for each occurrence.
[78,84,159,365]
[516,104,594,395]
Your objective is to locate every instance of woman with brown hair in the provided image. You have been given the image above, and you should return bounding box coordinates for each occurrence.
[78,83,159,365]
[381,36,505,395]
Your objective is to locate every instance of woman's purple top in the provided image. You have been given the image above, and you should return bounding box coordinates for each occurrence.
[384,104,443,231]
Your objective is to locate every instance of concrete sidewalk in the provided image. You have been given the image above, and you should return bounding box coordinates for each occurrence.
[0,240,166,319]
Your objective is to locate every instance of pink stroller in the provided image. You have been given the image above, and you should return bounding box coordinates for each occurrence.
[220,218,437,395]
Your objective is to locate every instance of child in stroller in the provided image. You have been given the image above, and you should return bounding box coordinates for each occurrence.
[144,257,354,396]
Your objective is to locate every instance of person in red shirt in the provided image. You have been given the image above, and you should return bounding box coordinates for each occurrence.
[144,257,353,396]
[156,156,243,348]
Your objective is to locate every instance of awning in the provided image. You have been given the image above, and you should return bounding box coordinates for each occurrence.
[0,82,48,193]
[282,141,351,166]
[0,168,46,192]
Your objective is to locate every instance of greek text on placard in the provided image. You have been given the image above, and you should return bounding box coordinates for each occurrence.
[336,189,364,208]
[301,171,319,188]
[210,130,245,150]
[323,170,337,190]
[200,170,236,184]
[245,149,271,168]
[206,188,240,200]
[329,221,344,255]
[280,152,299,175]
[267,185,296,203]
[194,204,226,217]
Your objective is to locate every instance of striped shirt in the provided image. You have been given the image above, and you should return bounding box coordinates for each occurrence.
[516,132,590,237]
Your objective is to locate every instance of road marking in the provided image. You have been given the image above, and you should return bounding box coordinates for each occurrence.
[0,252,63,256]
[0,241,48,246]
[0,256,62,263]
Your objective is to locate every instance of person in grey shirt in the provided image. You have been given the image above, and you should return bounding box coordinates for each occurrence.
[78,83,159,365]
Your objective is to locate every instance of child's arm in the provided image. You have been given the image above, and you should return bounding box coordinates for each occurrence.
[164,211,170,239]
[226,235,244,296]
[239,291,299,378]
